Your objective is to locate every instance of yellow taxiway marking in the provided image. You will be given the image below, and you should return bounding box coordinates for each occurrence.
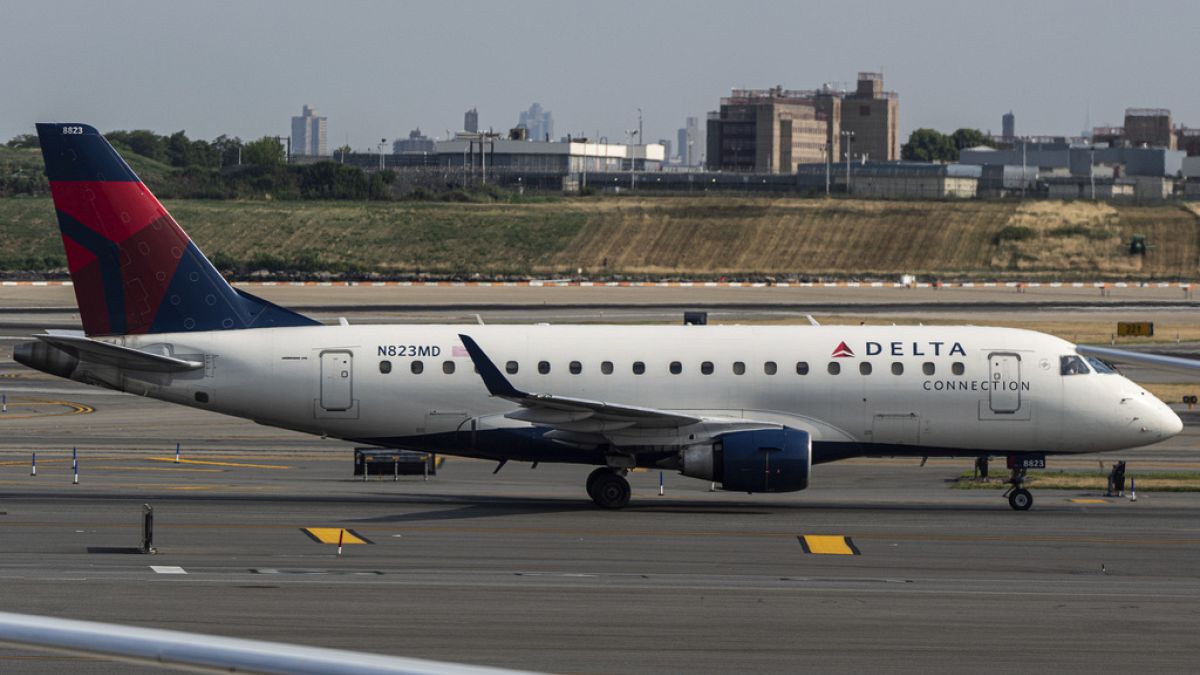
[799,535,861,555]
[302,528,373,545]
[147,457,290,470]
[0,399,94,420]
[1068,498,1110,504]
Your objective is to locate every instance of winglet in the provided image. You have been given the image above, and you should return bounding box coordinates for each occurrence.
[458,334,525,399]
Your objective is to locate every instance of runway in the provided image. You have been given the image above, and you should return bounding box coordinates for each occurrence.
[2,287,1200,673]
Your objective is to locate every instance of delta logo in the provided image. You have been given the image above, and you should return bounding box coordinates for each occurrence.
[831,341,855,358]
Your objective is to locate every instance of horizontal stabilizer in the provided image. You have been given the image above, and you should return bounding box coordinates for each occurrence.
[34,331,203,372]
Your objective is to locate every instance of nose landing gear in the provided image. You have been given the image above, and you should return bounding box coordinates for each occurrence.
[1002,466,1033,511]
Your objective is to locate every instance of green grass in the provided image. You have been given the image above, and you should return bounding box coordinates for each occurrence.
[953,471,1200,492]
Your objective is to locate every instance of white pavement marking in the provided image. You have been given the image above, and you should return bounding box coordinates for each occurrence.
[150,566,187,575]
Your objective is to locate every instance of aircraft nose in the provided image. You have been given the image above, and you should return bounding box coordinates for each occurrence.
[1158,405,1184,438]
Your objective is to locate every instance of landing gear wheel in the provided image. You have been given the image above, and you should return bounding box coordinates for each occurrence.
[590,471,631,509]
[1008,488,1033,511]
[585,467,613,501]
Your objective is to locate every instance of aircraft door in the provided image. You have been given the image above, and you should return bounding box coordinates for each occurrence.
[988,352,1021,413]
[320,351,353,411]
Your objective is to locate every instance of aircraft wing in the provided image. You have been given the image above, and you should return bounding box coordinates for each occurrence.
[35,331,203,373]
[1077,345,1200,377]
[0,610,535,675]
[458,334,700,430]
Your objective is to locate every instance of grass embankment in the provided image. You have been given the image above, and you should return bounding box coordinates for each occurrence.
[2,195,1198,279]
[954,472,1200,492]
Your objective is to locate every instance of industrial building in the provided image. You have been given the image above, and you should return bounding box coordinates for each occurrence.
[705,73,899,174]
[960,142,1184,178]
[290,105,328,157]
[1123,108,1175,149]
[434,138,665,174]
[796,161,979,199]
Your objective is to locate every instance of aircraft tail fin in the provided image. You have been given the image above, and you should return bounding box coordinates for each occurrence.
[35,123,318,336]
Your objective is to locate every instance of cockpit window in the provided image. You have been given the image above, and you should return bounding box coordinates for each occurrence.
[1060,355,1091,375]
[1085,356,1118,374]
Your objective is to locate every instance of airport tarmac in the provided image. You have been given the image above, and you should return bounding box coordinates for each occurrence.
[2,287,1200,673]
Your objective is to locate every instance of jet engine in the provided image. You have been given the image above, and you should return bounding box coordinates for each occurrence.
[680,427,811,493]
[13,341,78,379]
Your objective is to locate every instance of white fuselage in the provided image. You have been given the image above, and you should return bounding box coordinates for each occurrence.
[87,324,1180,463]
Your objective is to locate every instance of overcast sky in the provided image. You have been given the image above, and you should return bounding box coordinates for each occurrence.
[3,0,1198,150]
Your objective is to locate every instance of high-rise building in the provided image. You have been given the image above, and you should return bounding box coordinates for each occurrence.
[1002,111,1015,142]
[676,116,701,166]
[517,103,554,142]
[290,105,328,157]
[464,108,479,133]
[393,128,436,154]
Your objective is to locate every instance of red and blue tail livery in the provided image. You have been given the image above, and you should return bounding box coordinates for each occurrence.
[36,123,316,336]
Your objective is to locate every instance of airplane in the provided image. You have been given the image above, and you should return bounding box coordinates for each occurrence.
[13,123,1184,511]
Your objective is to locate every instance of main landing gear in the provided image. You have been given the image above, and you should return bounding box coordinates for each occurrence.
[586,467,631,510]
[1002,466,1033,511]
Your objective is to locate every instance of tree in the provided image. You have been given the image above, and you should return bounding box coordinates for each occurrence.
[107,130,167,162]
[211,135,243,167]
[950,128,994,153]
[902,128,957,162]
[242,136,285,166]
[5,134,38,149]
[166,131,193,167]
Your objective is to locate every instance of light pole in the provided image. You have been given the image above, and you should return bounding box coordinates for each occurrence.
[1089,148,1096,200]
[841,130,855,195]
[824,141,832,197]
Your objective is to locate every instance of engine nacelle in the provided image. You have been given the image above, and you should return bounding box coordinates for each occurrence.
[680,427,811,493]
[13,341,79,379]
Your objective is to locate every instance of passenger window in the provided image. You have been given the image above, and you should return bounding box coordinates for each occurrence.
[733,361,745,375]
[1060,355,1090,376]
[411,360,424,374]
[601,361,614,375]
[669,361,682,374]
[569,361,582,375]
[379,360,392,374]
[701,361,714,375]
[764,361,777,375]
[796,361,809,375]
[1085,357,1117,374]
[859,362,872,375]
[506,360,519,374]
[891,362,903,375]
[538,361,551,374]
[632,361,645,375]
[828,362,841,375]
[442,361,455,374]
[922,362,935,376]
[951,362,965,376]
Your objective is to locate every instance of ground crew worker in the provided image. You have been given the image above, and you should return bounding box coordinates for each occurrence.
[1104,458,1123,497]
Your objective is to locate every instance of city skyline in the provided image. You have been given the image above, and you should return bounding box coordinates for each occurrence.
[3,0,1199,150]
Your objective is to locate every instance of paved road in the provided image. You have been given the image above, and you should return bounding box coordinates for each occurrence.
[0,371,1197,674]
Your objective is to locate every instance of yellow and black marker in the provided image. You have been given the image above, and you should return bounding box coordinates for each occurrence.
[301,528,374,545]
[798,535,860,555]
